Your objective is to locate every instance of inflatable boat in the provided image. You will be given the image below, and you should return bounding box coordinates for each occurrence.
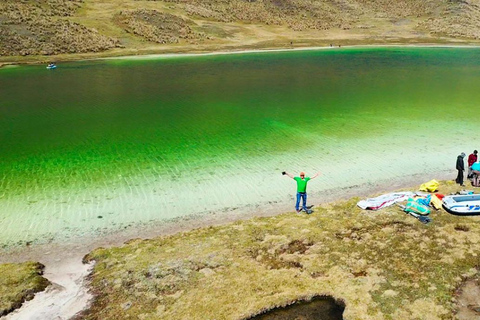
[442,194,480,216]
[46,64,56,70]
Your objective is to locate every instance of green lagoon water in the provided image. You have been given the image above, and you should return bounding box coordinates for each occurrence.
[1,47,479,246]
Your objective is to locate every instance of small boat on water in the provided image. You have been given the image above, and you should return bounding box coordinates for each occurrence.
[442,194,480,216]
[46,63,56,70]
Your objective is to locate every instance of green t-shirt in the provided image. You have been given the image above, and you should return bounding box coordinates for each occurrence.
[294,176,310,192]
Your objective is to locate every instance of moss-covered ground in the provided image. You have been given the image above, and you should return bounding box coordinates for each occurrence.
[0,262,50,317]
[81,180,480,320]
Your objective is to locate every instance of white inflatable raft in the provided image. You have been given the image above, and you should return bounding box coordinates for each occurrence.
[442,194,480,216]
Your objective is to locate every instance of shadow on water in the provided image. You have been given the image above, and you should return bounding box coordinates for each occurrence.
[246,296,344,320]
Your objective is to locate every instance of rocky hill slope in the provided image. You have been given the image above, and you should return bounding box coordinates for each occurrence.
[1,0,480,59]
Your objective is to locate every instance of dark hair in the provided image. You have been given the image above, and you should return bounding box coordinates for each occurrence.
[475,150,478,154]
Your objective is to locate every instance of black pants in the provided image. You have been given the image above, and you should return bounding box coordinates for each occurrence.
[456,170,464,185]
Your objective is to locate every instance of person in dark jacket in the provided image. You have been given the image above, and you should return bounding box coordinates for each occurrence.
[456,152,466,186]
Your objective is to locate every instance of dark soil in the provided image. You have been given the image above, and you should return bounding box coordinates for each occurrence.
[246,296,344,320]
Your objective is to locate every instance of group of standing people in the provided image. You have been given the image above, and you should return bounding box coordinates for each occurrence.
[456,150,480,187]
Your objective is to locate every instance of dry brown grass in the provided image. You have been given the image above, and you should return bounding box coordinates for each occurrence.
[0,0,120,56]
[0,262,50,317]
[114,9,207,44]
[2,0,480,62]
[419,1,480,40]
[80,180,480,320]
[165,0,356,31]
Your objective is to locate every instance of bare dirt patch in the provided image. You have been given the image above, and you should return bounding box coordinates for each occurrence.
[455,276,480,320]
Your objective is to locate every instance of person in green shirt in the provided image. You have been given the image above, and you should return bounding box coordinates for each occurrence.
[283,171,321,213]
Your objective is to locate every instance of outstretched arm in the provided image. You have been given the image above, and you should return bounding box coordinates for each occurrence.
[282,171,295,179]
[310,171,322,180]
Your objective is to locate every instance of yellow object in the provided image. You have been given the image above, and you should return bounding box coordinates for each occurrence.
[430,194,443,210]
[419,179,439,192]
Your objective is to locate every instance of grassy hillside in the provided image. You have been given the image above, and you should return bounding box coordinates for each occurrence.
[79,181,480,320]
[1,0,480,62]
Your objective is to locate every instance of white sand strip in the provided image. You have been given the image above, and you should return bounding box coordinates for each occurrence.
[4,258,93,320]
[98,44,480,62]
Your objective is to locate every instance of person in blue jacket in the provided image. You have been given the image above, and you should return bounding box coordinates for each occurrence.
[471,161,480,187]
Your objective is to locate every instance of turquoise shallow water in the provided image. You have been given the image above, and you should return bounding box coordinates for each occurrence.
[1,47,479,246]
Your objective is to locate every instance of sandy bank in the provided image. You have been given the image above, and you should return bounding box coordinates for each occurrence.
[97,44,480,62]
[2,43,480,69]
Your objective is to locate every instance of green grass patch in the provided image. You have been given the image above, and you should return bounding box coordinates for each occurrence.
[0,261,50,317]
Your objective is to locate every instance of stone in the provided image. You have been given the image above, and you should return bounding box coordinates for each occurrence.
[122,301,132,310]
[199,268,215,277]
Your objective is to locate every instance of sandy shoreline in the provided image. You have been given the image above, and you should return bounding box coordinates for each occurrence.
[0,170,454,262]
[2,43,480,69]
[97,43,480,62]
[0,170,454,319]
